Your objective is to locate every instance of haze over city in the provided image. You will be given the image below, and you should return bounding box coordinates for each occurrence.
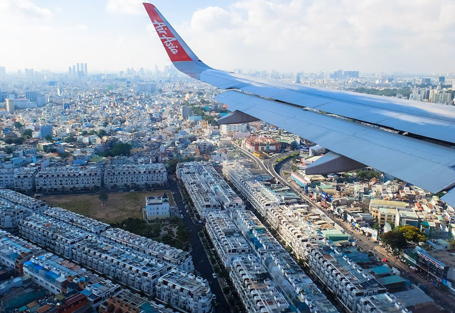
[0,1,455,313]
[1,0,454,74]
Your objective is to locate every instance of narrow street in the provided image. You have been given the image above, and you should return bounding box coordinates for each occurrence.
[166,177,230,313]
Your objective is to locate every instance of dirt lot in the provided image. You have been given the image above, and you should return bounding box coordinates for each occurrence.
[43,191,175,224]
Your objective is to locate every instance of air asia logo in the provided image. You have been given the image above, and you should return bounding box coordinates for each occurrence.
[153,21,179,55]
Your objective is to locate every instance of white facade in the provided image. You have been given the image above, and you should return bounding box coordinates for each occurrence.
[101,228,194,272]
[156,270,213,313]
[220,123,248,136]
[230,255,290,313]
[35,165,102,192]
[0,168,15,188]
[104,163,167,189]
[177,162,244,218]
[14,167,38,192]
[143,194,170,220]
[205,211,250,267]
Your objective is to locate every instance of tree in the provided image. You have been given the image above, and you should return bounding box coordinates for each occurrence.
[21,129,33,139]
[398,226,427,242]
[64,135,77,143]
[450,239,455,250]
[99,192,108,206]
[45,134,53,142]
[372,217,381,231]
[13,122,23,129]
[4,147,12,154]
[381,231,407,250]
[97,129,107,137]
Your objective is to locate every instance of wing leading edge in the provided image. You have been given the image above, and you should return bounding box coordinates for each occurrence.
[144,3,455,206]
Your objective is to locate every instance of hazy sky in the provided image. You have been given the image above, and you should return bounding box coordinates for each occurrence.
[1,0,454,74]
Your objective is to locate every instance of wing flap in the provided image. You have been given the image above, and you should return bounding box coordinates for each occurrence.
[215,91,455,194]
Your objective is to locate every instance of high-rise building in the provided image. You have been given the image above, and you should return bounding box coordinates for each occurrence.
[25,91,38,102]
[40,124,53,139]
[84,63,87,77]
[439,76,445,83]
[72,65,76,76]
[5,99,14,113]
[76,63,80,76]
[137,82,156,93]
[68,66,72,76]
[0,66,5,76]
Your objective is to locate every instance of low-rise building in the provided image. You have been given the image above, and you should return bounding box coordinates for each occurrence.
[205,211,250,267]
[35,165,102,192]
[99,290,173,313]
[230,255,290,313]
[100,228,194,272]
[104,163,167,189]
[156,270,213,313]
[177,162,244,218]
[245,136,281,152]
[43,206,110,234]
[143,193,170,220]
[72,236,173,296]
[19,214,90,259]
[14,167,38,193]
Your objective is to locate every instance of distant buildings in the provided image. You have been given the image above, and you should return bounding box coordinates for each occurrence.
[5,99,14,113]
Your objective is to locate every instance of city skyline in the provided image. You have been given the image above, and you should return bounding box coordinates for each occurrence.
[0,0,454,74]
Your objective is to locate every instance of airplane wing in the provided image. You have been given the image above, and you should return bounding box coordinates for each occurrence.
[143,3,455,206]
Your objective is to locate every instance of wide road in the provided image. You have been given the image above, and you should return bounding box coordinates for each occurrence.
[167,177,229,313]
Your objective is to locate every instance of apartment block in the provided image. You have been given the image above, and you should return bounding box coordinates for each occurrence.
[99,290,173,313]
[19,214,90,259]
[0,230,45,275]
[0,168,15,188]
[23,253,122,309]
[205,211,250,267]
[308,246,386,312]
[230,255,290,313]
[100,228,194,272]
[14,167,38,192]
[35,165,102,192]
[72,237,174,296]
[177,162,244,218]
[0,205,28,229]
[156,270,213,313]
[43,206,110,234]
[0,188,48,213]
[104,164,167,189]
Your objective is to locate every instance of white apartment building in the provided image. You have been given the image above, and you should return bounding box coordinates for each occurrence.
[143,194,170,220]
[156,270,213,313]
[14,167,38,192]
[0,205,28,229]
[205,211,250,267]
[19,214,90,259]
[0,188,48,213]
[35,165,102,192]
[43,207,110,234]
[104,163,167,189]
[100,228,194,272]
[308,247,387,312]
[177,162,244,218]
[0,168,15,188]
[0,230,44,271]
[71,237,174,296]
[220,123,248,136]
[23,253,122,309]
[230,255,290,313]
